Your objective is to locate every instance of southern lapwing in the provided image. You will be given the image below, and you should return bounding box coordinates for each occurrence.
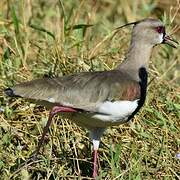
[4,18,178,178]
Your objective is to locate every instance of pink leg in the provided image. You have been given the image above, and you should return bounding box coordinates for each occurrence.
[93,149,98,179]
[34,106,77,156]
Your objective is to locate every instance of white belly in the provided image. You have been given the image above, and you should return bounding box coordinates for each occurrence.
[93,100,139,121]
[68,100,139,128]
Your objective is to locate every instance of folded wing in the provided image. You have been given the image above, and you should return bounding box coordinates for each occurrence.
[8,70,140,112]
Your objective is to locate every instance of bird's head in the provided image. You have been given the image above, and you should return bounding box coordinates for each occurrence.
[133,19,178,47]
[117,18,178,48]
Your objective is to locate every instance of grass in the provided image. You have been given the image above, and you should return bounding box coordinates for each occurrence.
[0,0,179,179]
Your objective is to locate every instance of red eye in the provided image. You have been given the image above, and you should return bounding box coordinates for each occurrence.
[155,26,165,34]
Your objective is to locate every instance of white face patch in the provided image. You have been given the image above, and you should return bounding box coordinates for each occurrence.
[159,33,164,43]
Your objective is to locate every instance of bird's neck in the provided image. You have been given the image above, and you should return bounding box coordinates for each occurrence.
[117,40,153,80]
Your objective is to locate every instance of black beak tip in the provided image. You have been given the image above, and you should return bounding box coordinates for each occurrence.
[171,39,179,45]
[4,88,15,97]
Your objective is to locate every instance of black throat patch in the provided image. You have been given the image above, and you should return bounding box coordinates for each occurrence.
[128,67,148,120]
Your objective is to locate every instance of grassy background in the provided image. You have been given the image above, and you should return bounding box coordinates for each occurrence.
[0,0,179,179]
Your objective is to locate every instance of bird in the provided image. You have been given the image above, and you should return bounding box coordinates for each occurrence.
[4,18,178,178]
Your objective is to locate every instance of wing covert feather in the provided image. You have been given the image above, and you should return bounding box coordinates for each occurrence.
[13,70,140,111]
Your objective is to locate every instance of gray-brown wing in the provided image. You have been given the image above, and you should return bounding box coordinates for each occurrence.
[9,70,140,111]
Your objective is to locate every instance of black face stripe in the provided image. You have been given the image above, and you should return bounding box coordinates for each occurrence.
[128,67,148,120]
